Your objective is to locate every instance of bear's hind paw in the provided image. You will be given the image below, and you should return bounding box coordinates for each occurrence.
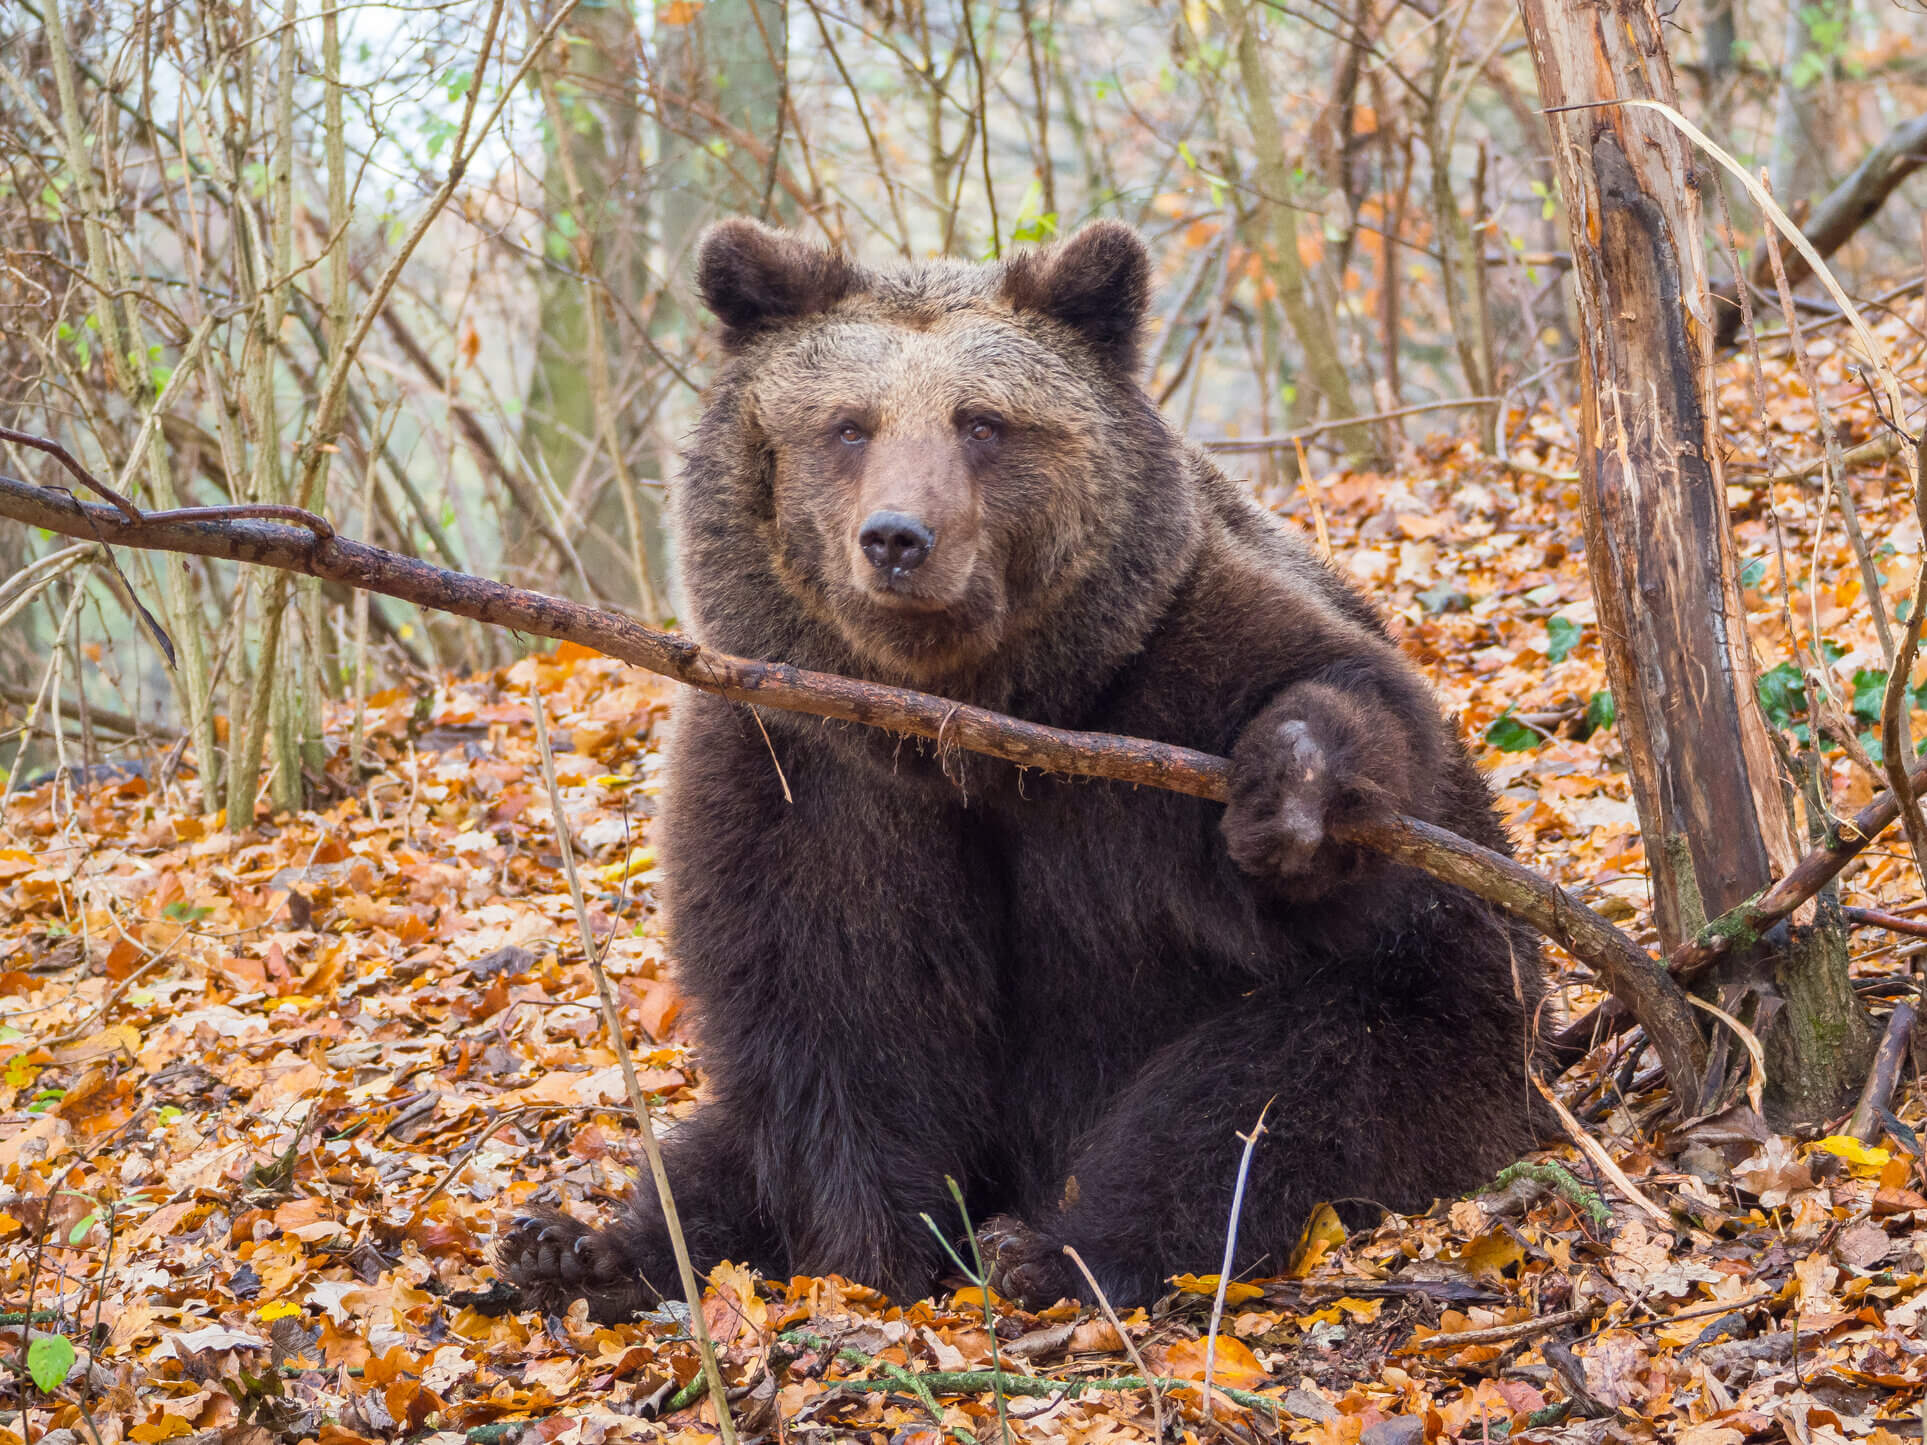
[497,1207,658,1323]
[978,1215,1082,1312]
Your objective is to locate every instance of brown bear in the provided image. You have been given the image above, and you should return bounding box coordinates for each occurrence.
[500,219,1543,1321]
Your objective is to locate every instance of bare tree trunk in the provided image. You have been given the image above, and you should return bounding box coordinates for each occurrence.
[523,0,665,618]
[648,0,790,601]
[1516,0,1876,1122]
[1770,0,1841,209]
[1223,0,1380,468]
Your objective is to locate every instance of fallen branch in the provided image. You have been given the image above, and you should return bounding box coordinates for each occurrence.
[1203,395,1500,452]
[1556,754,1927,1059]
[777,1329,1285,1419]
[1402,1304,1597,1352]
[1847,998,1918,1143]
[1713,114,1927,349]
[1842,904,1927,940]
[0,467,1709,1093]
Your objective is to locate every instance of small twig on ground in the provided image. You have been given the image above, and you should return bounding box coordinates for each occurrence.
[777,1328,1286,1421]
[1847,998,1918,1143]
[1615,1291,1771,1334]
[414,1103,574,1211]
[528,688,737,1445]
[1842,905,1927,939]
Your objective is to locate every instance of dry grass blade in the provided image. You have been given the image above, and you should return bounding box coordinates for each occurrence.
[1531,1072,1672,1228]
[1614,99,1909,425]
[528,686,739,1445]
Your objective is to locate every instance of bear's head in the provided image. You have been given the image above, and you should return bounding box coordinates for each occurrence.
[679,220,1191,690]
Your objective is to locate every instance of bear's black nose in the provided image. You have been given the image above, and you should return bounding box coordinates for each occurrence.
[859,511,934,574]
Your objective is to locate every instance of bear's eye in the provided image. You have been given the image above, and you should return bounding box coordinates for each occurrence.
[966,417,1001,443]
[836,422,867,445]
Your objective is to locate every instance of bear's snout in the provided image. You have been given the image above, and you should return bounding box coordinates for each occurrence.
[859,510,934,577]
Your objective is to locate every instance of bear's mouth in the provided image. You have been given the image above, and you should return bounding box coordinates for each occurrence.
[856,572,957,613]
[831,570,1010,680]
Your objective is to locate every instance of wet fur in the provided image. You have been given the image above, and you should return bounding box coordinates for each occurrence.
[500,221,1544,1319]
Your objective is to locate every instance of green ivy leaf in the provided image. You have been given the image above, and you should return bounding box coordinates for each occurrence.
[1545,616,1581,665]
[1756,661,1806,728]
[1484,710,1540,753]
[1851,667,1888,724]
[1576,689,1615,739]
[1580,689,1610,735]
[27,1334,74,1394]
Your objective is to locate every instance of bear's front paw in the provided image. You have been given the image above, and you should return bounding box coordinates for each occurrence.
[1223,704,1400,895]
[497,1207,660,1323]
[978,1215,1081,1311]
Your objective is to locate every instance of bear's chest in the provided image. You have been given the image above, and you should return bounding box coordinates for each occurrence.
[973,779,1290,1003]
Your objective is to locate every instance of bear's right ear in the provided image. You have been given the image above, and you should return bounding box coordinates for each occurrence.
[696,219,859,346]
[999,220,1151,374]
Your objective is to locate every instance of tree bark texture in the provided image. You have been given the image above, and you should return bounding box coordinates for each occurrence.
[1515,0,1874,1119]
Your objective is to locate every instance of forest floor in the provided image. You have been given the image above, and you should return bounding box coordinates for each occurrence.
[3,301,1927,1445]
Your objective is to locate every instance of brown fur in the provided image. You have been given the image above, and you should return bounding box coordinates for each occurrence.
[499,219,1545,1321]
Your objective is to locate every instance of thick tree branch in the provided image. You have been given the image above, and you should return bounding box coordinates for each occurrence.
[0,469,1714,1092]
[1714,114,1927,348]
[1672,752,1927,976]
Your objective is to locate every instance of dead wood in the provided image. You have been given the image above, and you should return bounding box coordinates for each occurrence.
[1847,999,1918,1143]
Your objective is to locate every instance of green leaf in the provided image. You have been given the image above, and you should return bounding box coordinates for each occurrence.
[162,901,213,923]
[1851,667,1888,724]
[27,1334,74,1394]
[67,1210,98,1246]
[1580,689,1616,738]
[1862,730,1886,765]
[1757,661,1807,728]
[1740,556,1767,588]
[1545,616,1581,665]
[1484,710,1540,753]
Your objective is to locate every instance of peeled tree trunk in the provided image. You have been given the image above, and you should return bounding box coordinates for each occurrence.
[1515,0,1876,1121]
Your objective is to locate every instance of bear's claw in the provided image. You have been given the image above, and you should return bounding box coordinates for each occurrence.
[496,1207,657,1323]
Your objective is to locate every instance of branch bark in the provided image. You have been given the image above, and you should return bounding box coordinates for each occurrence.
[0,465,1710,1097]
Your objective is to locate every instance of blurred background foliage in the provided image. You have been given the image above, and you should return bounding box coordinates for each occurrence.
[1,0,1925,817]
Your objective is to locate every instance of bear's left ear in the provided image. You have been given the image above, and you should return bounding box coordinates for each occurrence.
[999,220,1151,374]
[696,218,860,347]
